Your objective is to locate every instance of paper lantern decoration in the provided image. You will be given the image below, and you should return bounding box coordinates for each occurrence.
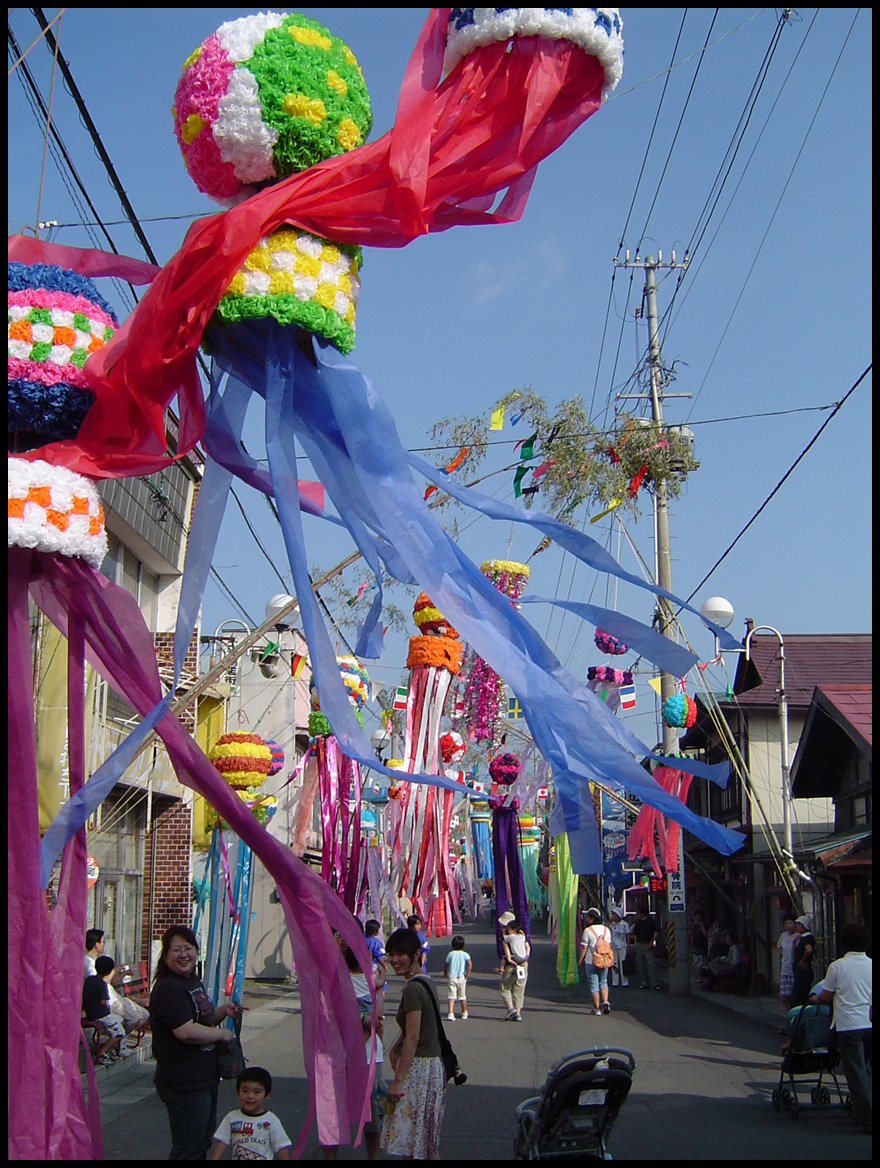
[8,262,118,453]
[173,12,372,203]
[209,731,272,789]
[595,628,628,656]
[309,654,370,736]
[265,739,285,776]
[489,752,521,787]
[439,731,465,766]
[662,693,697,729]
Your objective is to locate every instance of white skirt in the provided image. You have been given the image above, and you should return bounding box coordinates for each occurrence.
[381,1056,446,1159]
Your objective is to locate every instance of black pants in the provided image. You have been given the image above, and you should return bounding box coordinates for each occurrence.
[155,1082,219,1160]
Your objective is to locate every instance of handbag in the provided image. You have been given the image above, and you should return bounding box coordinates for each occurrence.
[217,1011,246,1080]
[413,976,467,1086]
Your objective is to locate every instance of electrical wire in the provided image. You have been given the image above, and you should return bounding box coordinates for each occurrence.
[684,364,871,604]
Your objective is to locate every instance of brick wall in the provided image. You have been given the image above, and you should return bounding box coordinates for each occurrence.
[141,796,193,965]
[154,629,200,732]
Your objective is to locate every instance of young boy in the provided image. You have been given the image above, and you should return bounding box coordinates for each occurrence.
[443,935,472,1021]
[211,1067,292,1160]
[407,914,429,969]
[82,955,131,1063]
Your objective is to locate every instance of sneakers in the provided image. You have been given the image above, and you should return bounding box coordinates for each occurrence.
[461,1012,469,1020]
[514,1013,523,1022]
[447,1014,456,1022]
[591,1007,603,1016]
[602,1003,611,1015]
[504,1009,517,1021]
[117,1045,135,1058]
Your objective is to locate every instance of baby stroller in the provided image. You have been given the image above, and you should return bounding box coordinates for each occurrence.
[772,1002,850,1121]
[514,1047,635,1160]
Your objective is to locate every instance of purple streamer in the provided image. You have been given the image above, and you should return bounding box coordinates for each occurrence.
[492,805,530,957]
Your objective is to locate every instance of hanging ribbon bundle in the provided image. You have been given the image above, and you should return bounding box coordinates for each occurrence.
[455,560,530,744]
[662,692,698,729]
[550,834,581,987]
[627,765,694,877]
[516,812,546,918]
[306,656,370,913]
[469,801,494,883]
[489,751,530,951]
[393,595,463,937]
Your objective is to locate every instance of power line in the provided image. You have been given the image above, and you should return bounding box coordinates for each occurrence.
[684,364,871,603]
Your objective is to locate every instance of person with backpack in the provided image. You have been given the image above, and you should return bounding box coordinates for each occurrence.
[578,908,614,1016]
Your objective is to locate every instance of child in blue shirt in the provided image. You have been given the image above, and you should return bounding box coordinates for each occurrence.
[443,935,472,1021]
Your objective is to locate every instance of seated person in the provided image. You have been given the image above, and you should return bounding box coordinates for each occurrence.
[700,931,742,989]
[83,956,132,1062]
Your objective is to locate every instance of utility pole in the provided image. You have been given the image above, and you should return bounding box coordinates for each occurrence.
[616,250,692,994]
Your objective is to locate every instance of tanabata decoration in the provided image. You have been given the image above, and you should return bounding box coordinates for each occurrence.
[304,656,371,912]
[627,766,694,877]
[8,257,374,1162]
[455,560,531,743]
[265,738,286,776]
[489,751,530,953]
[209,730,277,826]
[517,813,547,918]
[392,595,463,937]
[11,9,751,1157]
[594,628,628,656]
[587,664,634,713]
[662,693,698,730]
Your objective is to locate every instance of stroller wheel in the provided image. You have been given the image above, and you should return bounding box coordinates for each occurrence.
[779,1088,793,1112]
[818,1087,831,1105]
[810,1088,820,1105]
[771,1089,782,1112]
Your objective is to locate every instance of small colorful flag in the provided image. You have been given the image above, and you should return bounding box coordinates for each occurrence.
[619,684,637,710]
[507,697,525,720]
[290,653,307,679]
[489,404,505,430]
[393,685,408,711]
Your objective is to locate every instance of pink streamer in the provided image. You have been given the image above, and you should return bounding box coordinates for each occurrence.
[11,548,374,1156]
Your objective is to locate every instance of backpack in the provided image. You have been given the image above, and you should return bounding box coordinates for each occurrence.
[590,926,614,969]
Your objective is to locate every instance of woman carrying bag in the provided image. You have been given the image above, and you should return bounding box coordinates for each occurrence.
[578,908,614,1016]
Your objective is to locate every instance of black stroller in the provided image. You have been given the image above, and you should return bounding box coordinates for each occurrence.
[772,1002,850,1120]
[514,1047,636,1160]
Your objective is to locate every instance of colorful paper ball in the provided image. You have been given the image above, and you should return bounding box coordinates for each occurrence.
[594,628,628,656]
[587,665,633,685]
[173,12,372,203]
[8,262,118,452]
[265,739,285,776]
[489,751,520,786]
[209,731,272,789]
[338,655,370,710]
[8,458,107,569]
[439,731,465,765]
[662,693,697,729]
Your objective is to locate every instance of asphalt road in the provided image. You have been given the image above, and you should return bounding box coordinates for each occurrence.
[101,922,871,1160]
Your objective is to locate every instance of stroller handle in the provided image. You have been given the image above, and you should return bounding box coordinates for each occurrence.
[545,1046,636,1077]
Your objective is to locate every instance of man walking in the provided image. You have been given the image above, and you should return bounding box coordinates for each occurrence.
[819,923,872,1135]
[632,907,661,990]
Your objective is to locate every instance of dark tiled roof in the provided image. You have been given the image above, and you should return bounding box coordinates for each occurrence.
[733,634,872,710]
[816,684,873,750]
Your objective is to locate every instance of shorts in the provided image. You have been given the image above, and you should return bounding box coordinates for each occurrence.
[586,967,609,994]
[97,1012,126,1038]
[447,977,467,1001]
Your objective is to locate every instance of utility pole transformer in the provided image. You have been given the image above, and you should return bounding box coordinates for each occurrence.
[616,250,692,995]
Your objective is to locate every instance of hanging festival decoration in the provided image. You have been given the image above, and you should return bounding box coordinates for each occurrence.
[586,664,634,713]
[594,628,628,656]
[517,812,547,918]
[10,12,755,1157]
[489,750,530,953]
[392,594,463,937]
[627,765,694,877]
[304,656,371,912]
[265,738,286,776]
[456,560,530,744]
[662,692,698,729]
[208,730,277,826]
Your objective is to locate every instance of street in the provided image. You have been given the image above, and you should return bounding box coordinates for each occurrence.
[100,923,871,1160]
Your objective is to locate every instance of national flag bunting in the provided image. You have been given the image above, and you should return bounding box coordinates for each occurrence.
[393,685,408,711]
[619,684,637,710]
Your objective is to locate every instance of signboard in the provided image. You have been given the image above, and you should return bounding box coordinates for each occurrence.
[667,849,686,913]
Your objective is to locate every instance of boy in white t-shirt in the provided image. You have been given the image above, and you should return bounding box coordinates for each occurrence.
[444,935,472,1021]
[211,1068,291,1160]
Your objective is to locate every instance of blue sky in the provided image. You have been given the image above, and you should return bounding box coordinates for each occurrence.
[8,9,872,748]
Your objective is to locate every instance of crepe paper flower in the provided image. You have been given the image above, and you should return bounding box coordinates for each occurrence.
[594,628,628,656]
[662,693,698,730]
[209,731,272,789]
[265,739,285,776]
[489,751,521,786]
